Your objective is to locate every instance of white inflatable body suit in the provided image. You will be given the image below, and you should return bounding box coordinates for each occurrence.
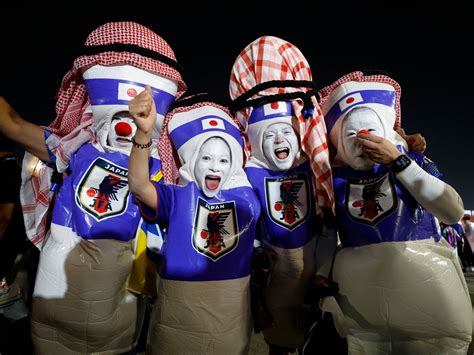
[20,22,185,354]
[229,36,336,349]
[137,100,261,354]
[320,71,472,354]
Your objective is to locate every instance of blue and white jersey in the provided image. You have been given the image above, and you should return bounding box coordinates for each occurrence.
[51,143,162,242]
[333,151,441,247]
[138,182,261,281]
[245,161,318,249]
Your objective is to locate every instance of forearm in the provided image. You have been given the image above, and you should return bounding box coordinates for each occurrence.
[0,97,49,162]
[128,130,157,209]
[396,162,464,224]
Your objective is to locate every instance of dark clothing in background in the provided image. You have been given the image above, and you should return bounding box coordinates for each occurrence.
[0,156,27,280]
[0,154,39,355]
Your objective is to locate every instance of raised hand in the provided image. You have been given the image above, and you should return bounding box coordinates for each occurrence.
[356,133,402,167]
[128,86,157,136]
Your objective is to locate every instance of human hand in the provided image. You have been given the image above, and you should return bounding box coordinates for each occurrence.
[128,86,156,136]
[396,127,426,153]
[356,132,402,167]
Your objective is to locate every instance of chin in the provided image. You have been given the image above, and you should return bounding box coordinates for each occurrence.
[351,160,376,171]
[270,158,293,171]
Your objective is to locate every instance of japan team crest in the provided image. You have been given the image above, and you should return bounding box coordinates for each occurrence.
[193,197,239,261]
[76,158,130,221]
[264,172,310,230]
[346,173,397,225]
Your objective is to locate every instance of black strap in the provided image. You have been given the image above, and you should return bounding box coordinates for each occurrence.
[81,43,184,75]
[230,80,318,119]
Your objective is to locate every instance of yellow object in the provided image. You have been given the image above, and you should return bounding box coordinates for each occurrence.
[127,170,163,296]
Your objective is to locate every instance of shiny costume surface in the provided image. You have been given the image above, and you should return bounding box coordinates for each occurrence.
[32,143,162,354]
[246,161,319,348]
[139,182,260,354]
[321,73,472,354]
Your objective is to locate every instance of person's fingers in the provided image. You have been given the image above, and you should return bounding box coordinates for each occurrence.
[357,133,383,143]
[396,127,407,139]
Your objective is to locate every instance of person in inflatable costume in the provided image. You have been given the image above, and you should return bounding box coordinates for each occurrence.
[128,91,261,354]
[320,71,471,354]
[0,21,185,354]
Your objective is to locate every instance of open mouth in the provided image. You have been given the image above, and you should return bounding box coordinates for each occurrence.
[116,137,132,144]
[205,175,221,191]
[274,147,290,160]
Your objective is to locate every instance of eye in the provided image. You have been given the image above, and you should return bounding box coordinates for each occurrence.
[264,133,275,140]
[368,128,376,132]
[347,132,357,137]
[220,158,229,164]
[283,129,293,135]
[202,155,211,161]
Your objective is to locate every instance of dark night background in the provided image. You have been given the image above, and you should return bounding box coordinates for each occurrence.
[1,5,472,209]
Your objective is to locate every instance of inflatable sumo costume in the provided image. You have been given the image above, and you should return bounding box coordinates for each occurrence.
[320,71,471,354]
[137,99,261,354]
[21,22,185,354]
[229,36,336,350]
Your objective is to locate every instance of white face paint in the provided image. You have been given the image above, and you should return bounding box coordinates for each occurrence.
[194,137,232,198]
[262,122,299,171]
[342,107,385,170]
[107,112,137,152]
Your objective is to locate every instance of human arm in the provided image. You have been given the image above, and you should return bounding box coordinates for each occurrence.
[128,86,158,210]
[356,133,464,224]
[0,97,50,162]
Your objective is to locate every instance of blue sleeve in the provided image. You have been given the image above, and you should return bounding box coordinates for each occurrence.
[44,129,56,164]
[136,181,173,227]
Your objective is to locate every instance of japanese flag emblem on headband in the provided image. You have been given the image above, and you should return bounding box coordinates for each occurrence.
[322,81,396,135]
[168,106,244,152]
[83,65,178,127]
[248,101,293,126]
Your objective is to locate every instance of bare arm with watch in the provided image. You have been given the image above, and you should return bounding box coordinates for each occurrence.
[356,132,463,224]
[128,86,159,210]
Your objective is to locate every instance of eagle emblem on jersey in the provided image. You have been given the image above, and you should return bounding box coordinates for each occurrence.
[264,172,310,230]
[193,197,238,261]
[346,173,397,224]
[76,157,130,221]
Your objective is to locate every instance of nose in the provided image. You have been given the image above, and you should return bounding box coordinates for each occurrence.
[358,129,370,135]
[209,160,220,172]
[115,122,132,137]
[275,132,284,144]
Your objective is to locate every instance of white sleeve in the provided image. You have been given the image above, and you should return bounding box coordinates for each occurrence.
[394,159,464,224]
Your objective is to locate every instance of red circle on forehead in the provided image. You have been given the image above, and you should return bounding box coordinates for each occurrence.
[87,188,96,197]
[346,97,355,104]
[271,102,279,110]
[209,120,218,126]
[127,88,138,97]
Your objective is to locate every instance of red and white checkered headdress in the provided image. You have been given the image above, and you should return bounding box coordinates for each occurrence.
[48,21,186,136]
[319,71,404,167]
[229,36,334,214]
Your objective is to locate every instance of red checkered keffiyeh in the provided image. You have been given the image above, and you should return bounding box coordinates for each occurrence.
[318,71,402,130]
[21,22,186,247]
[229,36,334,214]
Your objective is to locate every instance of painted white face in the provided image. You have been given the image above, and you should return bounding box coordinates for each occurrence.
[107,112,137,152]
[262,122,299,171]
[194,137,232,198]
[342,107,385,170]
